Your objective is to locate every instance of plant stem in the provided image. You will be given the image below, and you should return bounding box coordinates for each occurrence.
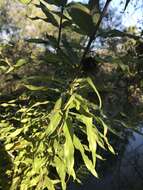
[81,0,112,60]
[57,6,64,49]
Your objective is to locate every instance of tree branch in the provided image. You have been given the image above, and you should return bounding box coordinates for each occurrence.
[57,6,64,49]
[81,0,112,60]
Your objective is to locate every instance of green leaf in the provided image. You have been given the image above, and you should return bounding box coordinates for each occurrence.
[97,117,108,137]
[29,176,41,187]
[104,136,115,154]
[10,177,20,190]
[15,59,27,68]
[44,0,67,7]
[92,13,100,25]
[86,77,102,109]
[74,111,97,166]
[19,0,31,4]
[6,66,14,73]
[54,97,62,111]
[24,85,48,91]
[30,101,49,109]
[68,3,94,36]
[64,94,75,110]
[45,110,62,136]
[40,52,60,63]
[73,135,98,177]
[24,75,64,85]
[62,36,80,64]
[54,156,66,190]
[63,119,75,178]
[5,143,14,151]
[39,2,59,27]
[1,103,16,107]
[96,118,115,154]
[44,176,55,190]
[33,157,46,173]
[86,124,97,166]
[99,29,140,40]
[26,38,49,44]
[8,128,23,138]
[21,118,29,123]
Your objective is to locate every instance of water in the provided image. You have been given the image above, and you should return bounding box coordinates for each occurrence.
[69,124,143,190]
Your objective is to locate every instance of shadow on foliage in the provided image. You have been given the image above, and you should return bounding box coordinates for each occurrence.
[0,142,13,190]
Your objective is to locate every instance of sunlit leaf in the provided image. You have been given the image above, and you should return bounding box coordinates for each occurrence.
[14,59,27,68]
[63,119,76,178]
[87,124,97,166]
[54,156,66,190]
[5,143,14,151]
[86,77,102,109]
[44,176,55,190]
[10,177,20,190]
[45,110,62,136]
[73,135,98,177]
[8,128,23,138]
[19,0,31,4]
[24,84,48,91]
[54,97,62,111]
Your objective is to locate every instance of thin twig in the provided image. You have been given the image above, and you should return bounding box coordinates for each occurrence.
[81,0,112,61]
[57,6,64,49]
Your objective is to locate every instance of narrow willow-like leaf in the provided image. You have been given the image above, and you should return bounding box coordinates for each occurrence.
[5,143,14,151]
[15,59,27,68]
[63,119,76,179]
[39,2,59,27]
[10,177,20,190]
[44,176,55,190]
[8,128,23,138]
[104,136,115,154]
[54,156,66,190]
[54,97,62,111]
[73,135,98,177]
[45,110,62,136]
[30,101,49,108]
[19,0,31,4]
[26,38,49,44]
[1,103,16,107]
[75,112,97,166]
[97,117,108,137]
[24,84,48,91]
[87,125,97,166]
[64,94,75,110]
[44,0,67,7]
[29,176,41,188]
[86,77,102,109]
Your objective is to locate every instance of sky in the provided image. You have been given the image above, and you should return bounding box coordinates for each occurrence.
[69,0,143,29]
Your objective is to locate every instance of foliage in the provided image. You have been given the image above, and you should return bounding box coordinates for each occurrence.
[0,77,115,190]
[1,0,143,190]
[0,0,117,190]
